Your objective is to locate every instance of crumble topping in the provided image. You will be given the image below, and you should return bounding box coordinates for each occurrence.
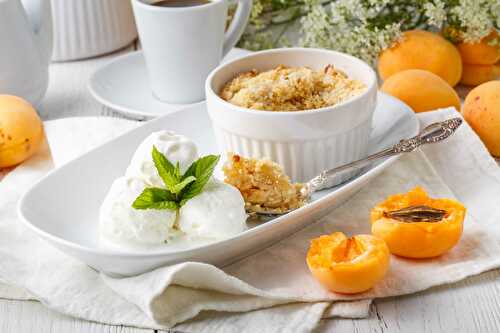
[220,65,366,111]
[223,153,306,214]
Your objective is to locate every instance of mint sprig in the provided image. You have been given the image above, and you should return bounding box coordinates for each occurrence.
[132,146,220,211]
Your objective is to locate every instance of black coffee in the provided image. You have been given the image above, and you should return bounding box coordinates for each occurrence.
[152,0,210,7]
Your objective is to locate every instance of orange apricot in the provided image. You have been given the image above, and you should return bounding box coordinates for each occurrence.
[381,69,461,113]
[457,31,500,65]
[460,63,500,86]
[378,30,462,86]
[462,81,500,157]
[371,187,466,259]
[0,95,44,168]
[306,232,390,294]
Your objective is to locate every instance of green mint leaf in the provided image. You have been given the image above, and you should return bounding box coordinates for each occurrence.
[174,162,182,181]
[182,154,220,179]
[132,187,177,210]
[171,175,196,194]
[180,154,220,205]
[182,160,197,180]
[152,146,179,192]
[147,200,178,210]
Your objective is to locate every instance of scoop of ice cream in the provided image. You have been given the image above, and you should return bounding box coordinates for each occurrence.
[178,180,247,239]
[126,131,198,187]
[99,176,179,246]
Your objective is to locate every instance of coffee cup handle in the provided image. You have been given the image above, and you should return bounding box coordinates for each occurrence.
[223,0,252,56]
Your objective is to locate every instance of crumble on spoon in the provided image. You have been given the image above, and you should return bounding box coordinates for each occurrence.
[223,153,307,215]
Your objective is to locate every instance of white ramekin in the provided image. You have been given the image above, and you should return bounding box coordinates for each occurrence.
[205,48,378,186]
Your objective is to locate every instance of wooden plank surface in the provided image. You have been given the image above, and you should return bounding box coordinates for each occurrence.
[319,269,500,333]
[2,43,500,333]
[0,299,153,333]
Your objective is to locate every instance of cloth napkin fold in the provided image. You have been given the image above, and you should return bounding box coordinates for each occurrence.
[1,109,500,332]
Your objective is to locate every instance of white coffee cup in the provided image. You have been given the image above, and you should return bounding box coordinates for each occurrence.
[132,0,252,104]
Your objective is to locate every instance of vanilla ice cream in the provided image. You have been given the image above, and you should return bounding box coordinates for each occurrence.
[178,180,248,239]
[100,131,248,249]
[99,176,179,246]
[126,131,198,187]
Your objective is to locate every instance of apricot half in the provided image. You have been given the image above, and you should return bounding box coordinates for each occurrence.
[462,81,500,157]
[381,69,461,113]
[0,95,44,168]
[378,30,462,86]
[371,187,466,259]
[306,232,390,294]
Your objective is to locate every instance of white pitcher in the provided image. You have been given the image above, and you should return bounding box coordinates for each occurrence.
[0,0,52,106]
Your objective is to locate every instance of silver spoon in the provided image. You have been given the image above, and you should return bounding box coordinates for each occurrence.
[249,117,463,217]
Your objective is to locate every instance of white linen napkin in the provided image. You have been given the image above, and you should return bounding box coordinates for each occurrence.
[1,109,500,331]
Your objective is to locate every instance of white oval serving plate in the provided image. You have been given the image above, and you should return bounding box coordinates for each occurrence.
[19,93,418,277]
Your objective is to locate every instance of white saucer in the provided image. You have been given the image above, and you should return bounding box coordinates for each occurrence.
[88,48,252,120]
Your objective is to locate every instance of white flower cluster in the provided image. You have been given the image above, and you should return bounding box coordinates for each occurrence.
[423,0,499,43]
[300,0,404,66]
[238,0,500,64]
[298,0,499,65]
[449,0,497,43]
[424,0,447,28]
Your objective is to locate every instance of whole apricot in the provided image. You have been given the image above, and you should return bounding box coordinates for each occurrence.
[457,31,500,65]
[462,81,500,157]
[460,63,500,86]
[381,69,461,113]
[307,232,390,294]
[0,95,44,168]
[371,187,466,259]
[378,30,462,86]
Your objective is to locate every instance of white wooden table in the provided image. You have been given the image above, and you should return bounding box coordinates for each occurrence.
[2,43,500,333]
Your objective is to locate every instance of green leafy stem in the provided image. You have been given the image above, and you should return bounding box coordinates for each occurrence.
[132,146,220,211]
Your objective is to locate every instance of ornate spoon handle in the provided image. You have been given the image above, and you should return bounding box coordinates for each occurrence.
[307,117,463,192]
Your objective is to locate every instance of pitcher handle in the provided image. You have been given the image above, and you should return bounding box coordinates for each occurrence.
[223,0,252,56]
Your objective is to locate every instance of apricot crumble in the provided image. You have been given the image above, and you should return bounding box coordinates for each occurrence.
[223,153,306,214]
[219,65,366,111]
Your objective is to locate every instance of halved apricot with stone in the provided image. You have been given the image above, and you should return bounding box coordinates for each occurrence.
[371,187,466,259]
[306,232,390,294]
